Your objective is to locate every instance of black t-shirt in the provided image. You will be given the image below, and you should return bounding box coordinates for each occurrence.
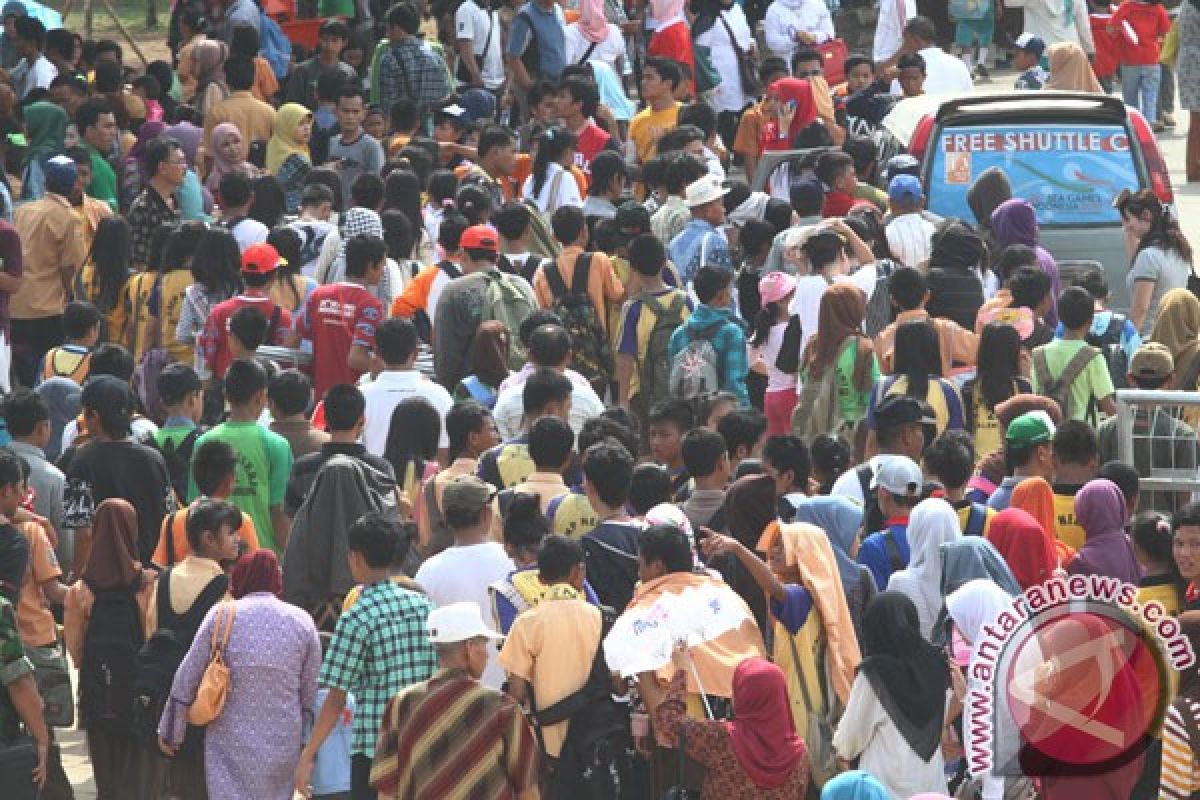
[581,521,641,613]
[63,440,175,565]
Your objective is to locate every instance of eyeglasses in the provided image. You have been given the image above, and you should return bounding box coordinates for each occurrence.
[796,69,823,78]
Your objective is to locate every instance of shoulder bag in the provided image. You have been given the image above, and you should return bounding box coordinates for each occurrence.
[187,601,236,726]
[718,12,760,96]
[786,632,839,787]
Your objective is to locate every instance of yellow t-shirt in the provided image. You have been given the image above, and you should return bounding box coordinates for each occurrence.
[955,502,995,538]
[628,103,681,163]
[1052,487,1087,552]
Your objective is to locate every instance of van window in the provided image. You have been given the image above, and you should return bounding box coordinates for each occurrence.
[927,123,1139,227]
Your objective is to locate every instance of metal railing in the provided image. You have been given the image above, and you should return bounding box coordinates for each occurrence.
[1113,389,1200,497]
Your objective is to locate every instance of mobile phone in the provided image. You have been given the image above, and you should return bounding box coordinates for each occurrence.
[786,99,798,114]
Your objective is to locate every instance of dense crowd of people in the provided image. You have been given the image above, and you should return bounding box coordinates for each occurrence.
[0,0,1195,797]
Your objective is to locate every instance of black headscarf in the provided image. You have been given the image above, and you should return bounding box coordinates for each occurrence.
[690,0,732,37]
[858,592,951,761]
[0,525,30,604]
[929,220,986,272]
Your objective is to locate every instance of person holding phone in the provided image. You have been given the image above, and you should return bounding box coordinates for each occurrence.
[328,86,385,206]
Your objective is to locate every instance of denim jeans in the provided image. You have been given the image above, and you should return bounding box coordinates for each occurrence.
[1121,63,1162,123]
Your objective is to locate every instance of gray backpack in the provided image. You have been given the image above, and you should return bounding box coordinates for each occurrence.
[669,323,722,401]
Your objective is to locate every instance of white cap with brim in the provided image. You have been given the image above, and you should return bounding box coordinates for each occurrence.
[427,602,503,644]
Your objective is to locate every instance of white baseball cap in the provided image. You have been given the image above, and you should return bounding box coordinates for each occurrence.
[427,602,503,644]
[684,175,730,208]
[870,456,924,497]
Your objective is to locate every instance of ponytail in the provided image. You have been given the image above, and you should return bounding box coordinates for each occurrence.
[750,301,779,348]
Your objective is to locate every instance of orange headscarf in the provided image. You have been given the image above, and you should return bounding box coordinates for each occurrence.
[1010,477,1075,565]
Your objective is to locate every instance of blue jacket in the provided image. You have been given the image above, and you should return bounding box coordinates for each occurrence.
[667,304,749,407]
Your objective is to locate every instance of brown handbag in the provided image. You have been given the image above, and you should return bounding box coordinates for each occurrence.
[187,602,236,726]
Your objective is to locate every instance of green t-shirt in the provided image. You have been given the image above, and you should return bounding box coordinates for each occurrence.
[188,421,293,552]
[86,146,118,212]
[319,0,355,15]
[834,338,878,423]
[154,424,196,452]
[1031,339,1115,423]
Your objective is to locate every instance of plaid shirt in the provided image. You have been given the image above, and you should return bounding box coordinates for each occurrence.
[378,38,450,117]
[127,186,180,268]
[319,580,436,756]
[0,597,34,745]
[276,153,311,213]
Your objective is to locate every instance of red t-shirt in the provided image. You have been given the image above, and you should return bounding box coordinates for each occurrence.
[572,120,613,175]
[1112,0,1171,66]
[647,22,695,93]
[199,294,292,379]
[299,282,384,400]
[823,190,857,218]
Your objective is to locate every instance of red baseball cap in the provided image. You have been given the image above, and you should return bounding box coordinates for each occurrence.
[460,224,499,253]
[242,243,285,275]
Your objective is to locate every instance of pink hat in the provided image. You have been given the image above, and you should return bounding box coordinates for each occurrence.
[758,271,796,306]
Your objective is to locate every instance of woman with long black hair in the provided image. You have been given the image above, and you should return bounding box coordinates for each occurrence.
[1117,188,1194,336]
[383,169,434,263]
[176,227,244,352]
[77,216,132,343]
[383,397,442,516]
[867,319,965,445]
[961,321,1031,459]
[522,126,581,214]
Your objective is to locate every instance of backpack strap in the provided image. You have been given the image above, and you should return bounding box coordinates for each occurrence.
[856,464,873,507]
[1055,344,1101,420]
[1032,348,1054,393]
[572,253,592,296]
[577,39,599,65]
[964,503,987,537]
[156,567,174,623]
[545,258,570,299]
[883,529,904,573]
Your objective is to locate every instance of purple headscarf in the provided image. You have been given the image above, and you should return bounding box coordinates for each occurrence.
[165,121,203,166]
[991,198,1062,326]
[1068,479,1143,584]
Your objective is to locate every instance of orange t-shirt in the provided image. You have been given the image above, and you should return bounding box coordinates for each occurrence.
[152,505,260,567]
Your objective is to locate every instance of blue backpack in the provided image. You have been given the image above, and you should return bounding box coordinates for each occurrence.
[260,12,292,81]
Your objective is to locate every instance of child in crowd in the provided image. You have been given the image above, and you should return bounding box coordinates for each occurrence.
[1013,33,1048,89]
[39,301,101,386]
[897,53,927,97]
[884,176,937,268]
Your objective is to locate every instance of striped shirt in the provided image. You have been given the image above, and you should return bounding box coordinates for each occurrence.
[371,668,540,799]
[1162,698,1200,799]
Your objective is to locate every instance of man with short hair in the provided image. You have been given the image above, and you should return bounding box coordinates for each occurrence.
[628,57,682,164]
[421,401,501,554]
[289,184,336,275]
[75,99,119,211]
[285,18,357,109]
[680,428,731,532]
[361,317,453,458]
[5,389,66,542]
[667,265,748,407]
[415,476,516,689]
[582,151,627,223]
[284,383,393,518]
[988,410,1058,512]
[479,368,573,490]
[558,76,615,174]
[875,266,977,376]
[329,86,386,205]
[377,2,451,120]
[202,54,275,145]
[12,156,85,390]
[190,359,293,552]
[856,455,924,588]
[298,512,437,800]
[64,145,112,256]
[460,126,518,207]
[894,16,973,94]
[492,323,604,439]
[763,434,812,519]
[127,137,184,269]
[503,416,596,537]
[579,440,640,612]
[652,152,707,249]
[369,602,538,799]
[218,172,269,251]
[1031,286,1118,425]
[922,430,994,537]
[717,408,768,475]
[10,16,54,99]
[62,375,174,573]
[668,175,734,286]
[268,369,329,459]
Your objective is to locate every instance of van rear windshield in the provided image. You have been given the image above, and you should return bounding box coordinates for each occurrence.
[926,123,1138,227]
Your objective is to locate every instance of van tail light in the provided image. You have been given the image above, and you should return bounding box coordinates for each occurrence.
[1129,109,1174,205]
[908,115,935,162]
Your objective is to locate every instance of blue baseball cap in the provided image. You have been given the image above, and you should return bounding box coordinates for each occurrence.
[888,174,924,203]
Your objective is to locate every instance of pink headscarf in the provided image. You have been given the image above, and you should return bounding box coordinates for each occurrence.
[651,0,686,24]
[206,122,255,195]
[577,0,609,43]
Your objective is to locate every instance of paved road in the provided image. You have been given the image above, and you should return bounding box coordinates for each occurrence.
[54,66,1197,800]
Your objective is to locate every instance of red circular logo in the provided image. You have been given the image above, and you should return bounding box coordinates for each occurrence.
[1004,610,1164,770]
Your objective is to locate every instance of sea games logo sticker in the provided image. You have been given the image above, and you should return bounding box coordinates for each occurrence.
[967,575,1193,780]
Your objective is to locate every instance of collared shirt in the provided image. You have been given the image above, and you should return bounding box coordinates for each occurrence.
[145,554,225,634]
[127,186,180,268]
[85,146,118,212]
[7,441,64,539]
[370,667,539,797]
[668,219,733,286]
[12,193,86,320]
[14,521,60,647]
[507,472,597,538]
[378,37,450,121]
[321,579,437,756]
[361,370,453,455]
[203,90,276,146]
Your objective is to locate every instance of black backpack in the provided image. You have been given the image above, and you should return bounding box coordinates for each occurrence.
[545,253,613,392]
[153,428,204,505]
[1085,313,1129,391]
[857,464,886,535]
[78,580,144,732]
[131,569,228,749]
[531,615,632,800]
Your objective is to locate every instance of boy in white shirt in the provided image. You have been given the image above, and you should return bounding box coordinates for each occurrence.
[884,175,937,268]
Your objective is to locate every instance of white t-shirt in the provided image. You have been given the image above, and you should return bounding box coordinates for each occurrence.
[564,23,627,74]
[749,320,796,392]
[414,542,516,689]
[886,213,937,268]
[522,162,583,214]
[360,370,454,454]
[455,0,505,89]
[890,46,974,95]
[788,274,831,362]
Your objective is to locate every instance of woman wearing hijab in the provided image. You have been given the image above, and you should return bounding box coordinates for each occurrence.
[820,770,893,800]
[1010,475,1078,562]
[565,0,626,77]
[1045,41,1104,92]
[791,495,876,640]
[886,497,963,639]
[647,0,695,93]
[1152,288,1200,390]
[190,39,230,118]
[653,653,809,797]
[833,592,959,798]
[63,499,157,800]
[452,320,511,409]
[1161,611,1200,795]
[760,78,819,154]
[764,0,835,66]
[205,123,259,198]
[693,0,755,145]
[266,103,313,213]
[925,220,989,330]
[798,283,879,442]
[1068,478,1143,583]
[991,198,1062,325]
[161,550,320,800]
[20,100,67,200]
[987,507,1060,589]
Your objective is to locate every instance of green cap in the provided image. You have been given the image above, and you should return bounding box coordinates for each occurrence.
[1005,410,1056,447]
